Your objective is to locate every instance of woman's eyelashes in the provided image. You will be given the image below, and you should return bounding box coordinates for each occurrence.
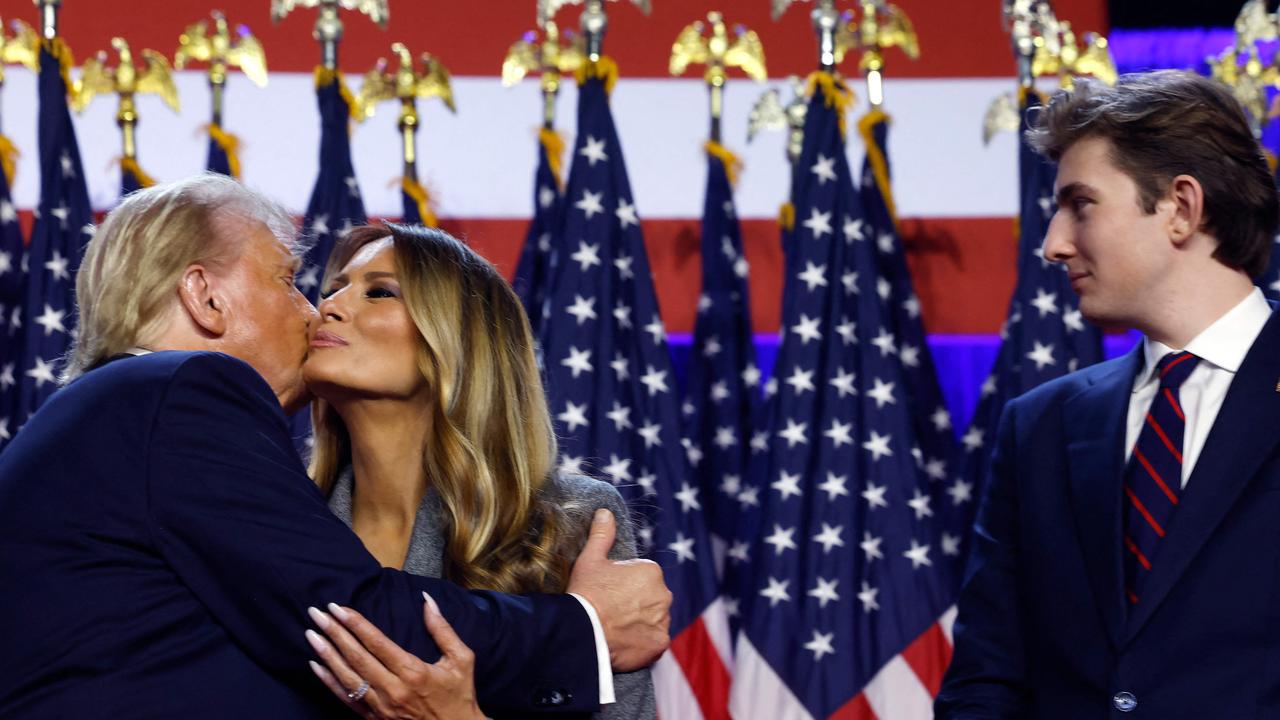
[364,284,400,300]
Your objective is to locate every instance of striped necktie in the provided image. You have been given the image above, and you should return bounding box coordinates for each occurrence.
[1123,351,1201,606]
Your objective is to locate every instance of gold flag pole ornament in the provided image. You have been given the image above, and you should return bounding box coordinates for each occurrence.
[984,1,1115,145]
[539,0,650,83]
[0,18,39,184]
[502,11,585,189]
[1207,0,1280,139]
[855,0,918,108]
[355,43,454,227]
[747,75,808,169]
[669,11,766,149]
[73,38,180,188]
[271,0,388,71]
[175,11,268,178]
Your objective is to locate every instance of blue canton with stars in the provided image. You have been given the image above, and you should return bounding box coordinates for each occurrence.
[956,92,1104,539]
[682,144,763,633]
[0,134,26,449]
[539,70,720,639]
[735,76,955,718]
[14,44,93,435]
[295,74,368,306]
[513,132,563,336]
[859,113,964,574]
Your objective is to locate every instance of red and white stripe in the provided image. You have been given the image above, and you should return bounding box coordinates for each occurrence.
[730,606,957,720]
[0,0,1107,337]
[654,597,734,719]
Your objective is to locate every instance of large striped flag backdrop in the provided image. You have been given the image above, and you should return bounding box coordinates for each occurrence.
[14,38,92,433]
[538,57,732,719]
[730,72,956,720]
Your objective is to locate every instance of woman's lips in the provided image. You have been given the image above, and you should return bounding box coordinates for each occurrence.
[310,330,348,348]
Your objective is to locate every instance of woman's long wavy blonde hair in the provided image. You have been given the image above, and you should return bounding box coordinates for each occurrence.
[309,224,575,593]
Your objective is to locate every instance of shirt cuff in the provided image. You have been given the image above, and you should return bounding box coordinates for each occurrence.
[569,592,616,705]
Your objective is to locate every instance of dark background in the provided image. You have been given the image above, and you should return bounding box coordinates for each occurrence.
[1110,0,1260,28]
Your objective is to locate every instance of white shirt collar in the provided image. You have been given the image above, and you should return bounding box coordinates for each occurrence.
[124,347,154,357]
[1135,286,1271,389]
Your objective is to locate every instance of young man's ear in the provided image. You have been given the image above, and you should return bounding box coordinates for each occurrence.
[177,264,228,337]
[1167,174,1205,246]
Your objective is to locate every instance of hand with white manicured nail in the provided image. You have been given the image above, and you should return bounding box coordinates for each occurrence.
[306,593,484,719]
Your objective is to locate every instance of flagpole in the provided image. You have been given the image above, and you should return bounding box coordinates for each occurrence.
[811,0,839,72]
[37,0,59,40]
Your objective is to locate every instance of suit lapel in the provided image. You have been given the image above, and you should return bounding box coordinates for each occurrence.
[1064,346,1142,651]
[1123,310,1280,644]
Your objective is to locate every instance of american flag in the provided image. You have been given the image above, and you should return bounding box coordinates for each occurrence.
[512,127,564,332]
[0,132,25,449]
[857,110,963,569]
[295,68,368,305]
[206,123,238,178]
[954,90,1103,538]
[537,61,732,720]
[729,74,956,720]
[13,40,92,435]
[681,141,761,603]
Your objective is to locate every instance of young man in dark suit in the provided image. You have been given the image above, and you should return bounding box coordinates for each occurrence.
[0,174,671,718]
[937,70,1280,718]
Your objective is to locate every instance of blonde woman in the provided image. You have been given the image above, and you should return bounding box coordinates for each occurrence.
[303,223,656,719]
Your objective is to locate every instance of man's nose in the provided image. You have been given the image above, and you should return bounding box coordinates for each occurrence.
[1042,213,1073,263]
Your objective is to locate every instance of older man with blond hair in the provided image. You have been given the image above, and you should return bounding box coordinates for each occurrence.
[0,174,671,719]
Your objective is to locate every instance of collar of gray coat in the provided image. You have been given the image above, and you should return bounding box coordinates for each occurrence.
[326,466,446,578]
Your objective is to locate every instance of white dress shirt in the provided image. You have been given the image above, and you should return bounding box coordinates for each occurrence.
[1126,287,1272,487]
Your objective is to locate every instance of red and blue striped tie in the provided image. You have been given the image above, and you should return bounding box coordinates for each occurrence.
[1123,351,1200,606]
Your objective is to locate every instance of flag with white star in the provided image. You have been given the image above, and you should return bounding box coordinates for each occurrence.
[538,60,732,718]
[13,41,93,435]
[512,128,564,334]
[0,132,26,449]
[296,69,368,305]
[729,75,957,720]
[681,141,761,630]
[955,90,1104,544]
[858,110,963,570]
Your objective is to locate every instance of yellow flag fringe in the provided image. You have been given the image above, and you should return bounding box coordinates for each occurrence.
[805,71,855,138]
[0,134,18,187]
[575,56,620,95]
[315,66,360,121]
[779,201,796,231]
[857,109,897,223]
[704,140,743,187]
[539,127,566,190]
[207,124,243,179]
[120,157,156,189]
[402,177,438,228]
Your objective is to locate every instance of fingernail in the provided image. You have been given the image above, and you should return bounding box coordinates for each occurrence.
[422,591,440,615]
[307,606,331,629]
[305,629,328,653]
[327,602,350,621]
[308,660,324,676]
[594,508,611,523]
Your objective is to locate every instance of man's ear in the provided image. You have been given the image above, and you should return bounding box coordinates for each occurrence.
[177,264,228,337]
[1167,174,1205,247]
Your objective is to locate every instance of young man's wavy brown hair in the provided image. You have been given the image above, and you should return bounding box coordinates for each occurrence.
[1028,70,1278,277]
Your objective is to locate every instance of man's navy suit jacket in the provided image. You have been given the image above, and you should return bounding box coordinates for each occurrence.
[0,352,598,718]
[937,309,1280,719]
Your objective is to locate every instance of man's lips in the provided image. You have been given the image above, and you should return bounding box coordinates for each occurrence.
[311,330,348,348]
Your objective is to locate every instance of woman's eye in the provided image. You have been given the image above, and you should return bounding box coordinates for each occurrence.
[319,286,340,300]
[365,286,398,299]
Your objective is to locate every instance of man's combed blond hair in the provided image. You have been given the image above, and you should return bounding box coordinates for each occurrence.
[310,224,577,594]
[66,173,298,381]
